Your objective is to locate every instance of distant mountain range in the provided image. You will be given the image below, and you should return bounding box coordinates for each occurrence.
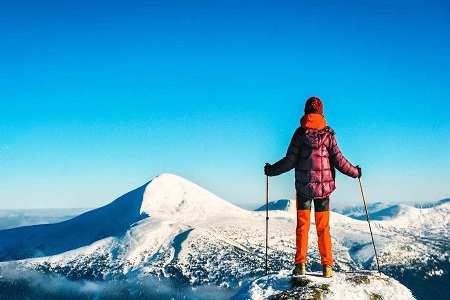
[0,174,448,299]
[0,208,91,231]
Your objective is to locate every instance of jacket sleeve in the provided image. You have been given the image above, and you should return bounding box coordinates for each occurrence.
[266,128,301,176]
[328,134,359,178]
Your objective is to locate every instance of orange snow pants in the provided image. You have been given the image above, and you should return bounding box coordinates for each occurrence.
[295,193,333,266]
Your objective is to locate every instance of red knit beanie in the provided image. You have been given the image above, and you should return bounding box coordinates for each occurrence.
[304,96,324,115]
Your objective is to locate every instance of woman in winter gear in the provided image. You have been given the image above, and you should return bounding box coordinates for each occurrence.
[264,96,361,277]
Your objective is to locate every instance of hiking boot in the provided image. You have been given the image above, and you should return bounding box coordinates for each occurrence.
[323,264,333,278]
[292,263,306,276]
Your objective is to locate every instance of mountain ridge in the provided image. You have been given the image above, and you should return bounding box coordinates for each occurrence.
[0,182,148,261]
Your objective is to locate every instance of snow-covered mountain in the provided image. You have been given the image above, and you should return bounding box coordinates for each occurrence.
[255,197,449,300]
[254,199,296,214]
[0,173,447,299]
[414,198,450,209]
[331,202,393,219]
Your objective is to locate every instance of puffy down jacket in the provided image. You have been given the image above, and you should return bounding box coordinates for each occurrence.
[266,126,358,199]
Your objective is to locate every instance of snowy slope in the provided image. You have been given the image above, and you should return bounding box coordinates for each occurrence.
[374,202,449,233]
[0,182,149,261]
[0,173,447,299]
[0,174,258,283]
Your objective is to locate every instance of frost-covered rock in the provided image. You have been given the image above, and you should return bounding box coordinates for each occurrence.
[231,270,415,300]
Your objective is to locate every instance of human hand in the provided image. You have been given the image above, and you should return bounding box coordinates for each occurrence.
[356,165,362,178]
[264,163,271,176]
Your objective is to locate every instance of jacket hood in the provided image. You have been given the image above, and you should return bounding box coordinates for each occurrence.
[299,126,335,149]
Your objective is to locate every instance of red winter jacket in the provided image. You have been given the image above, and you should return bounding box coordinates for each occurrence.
[266,114,358,199]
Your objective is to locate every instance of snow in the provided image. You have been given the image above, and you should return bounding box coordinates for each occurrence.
[375,202,450,232]
[231,270,415,300]
[140,173,248,221]
[332,202,392,219]
[0,173,447,299]
[0,182,149,261]
[254,199,296,214]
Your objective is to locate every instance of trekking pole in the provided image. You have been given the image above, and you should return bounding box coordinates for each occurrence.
[358,177,382,276]
[265,175,269,275]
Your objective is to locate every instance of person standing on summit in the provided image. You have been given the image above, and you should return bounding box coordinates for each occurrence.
[264,96,361,278]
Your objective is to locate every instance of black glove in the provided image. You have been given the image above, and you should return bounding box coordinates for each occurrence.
[264,163,271,176]
[356,165,362,178]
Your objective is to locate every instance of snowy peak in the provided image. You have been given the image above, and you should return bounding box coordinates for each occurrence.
[140,173,246,221]
[368,204,412,221]
[0,173,246,262]
[255,199,296,214]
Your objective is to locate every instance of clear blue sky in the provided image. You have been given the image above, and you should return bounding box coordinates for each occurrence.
[1,0,449,209]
